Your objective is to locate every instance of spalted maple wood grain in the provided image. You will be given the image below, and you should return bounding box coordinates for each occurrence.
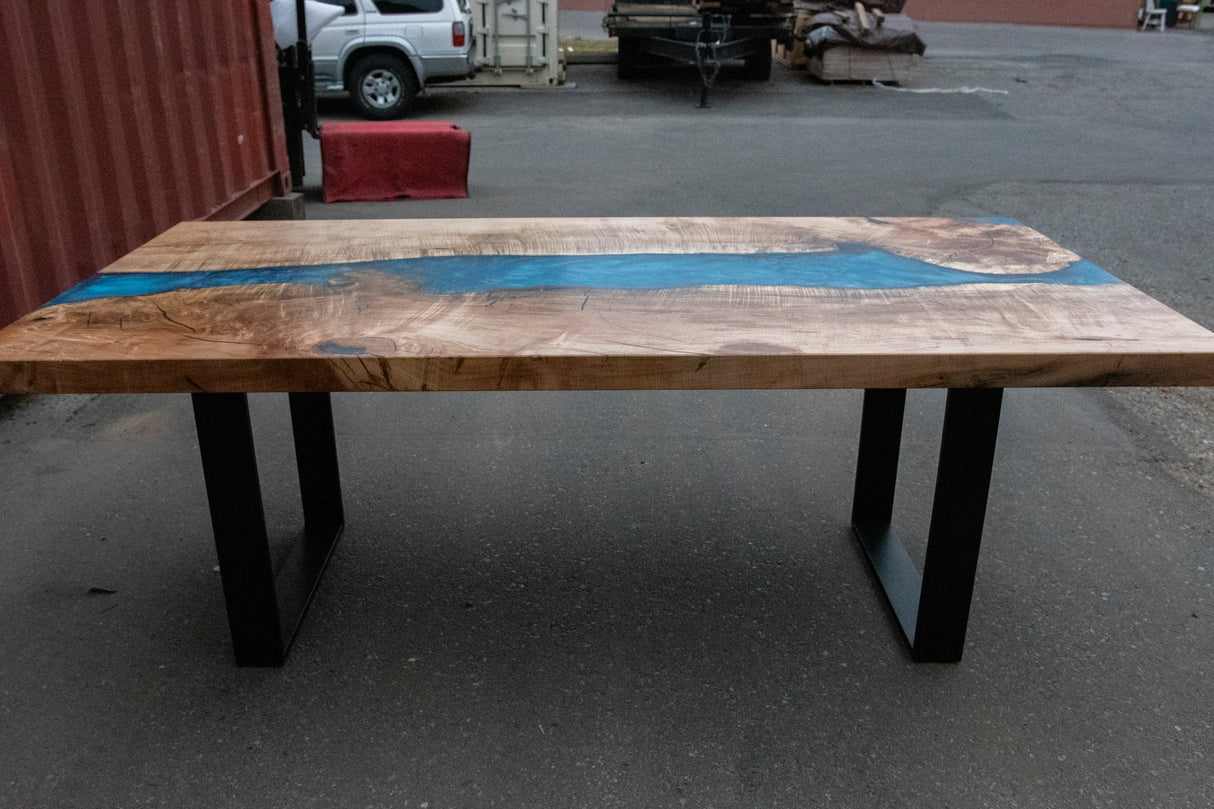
[1,217,1213,393]
[104,217,1079,275]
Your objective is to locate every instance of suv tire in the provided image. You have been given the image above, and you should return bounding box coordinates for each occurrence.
[349,53,420,120]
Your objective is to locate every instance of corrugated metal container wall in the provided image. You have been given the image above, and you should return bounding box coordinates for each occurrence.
[0,0,291,328]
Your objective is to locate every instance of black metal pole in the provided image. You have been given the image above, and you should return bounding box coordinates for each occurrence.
[295,0,308,43]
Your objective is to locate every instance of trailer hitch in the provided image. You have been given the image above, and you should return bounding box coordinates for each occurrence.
[694,14,730,108]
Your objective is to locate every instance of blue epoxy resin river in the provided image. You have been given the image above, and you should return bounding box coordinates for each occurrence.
[49,250,1118,306]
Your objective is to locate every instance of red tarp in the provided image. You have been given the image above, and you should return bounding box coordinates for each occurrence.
[320,121,470,203]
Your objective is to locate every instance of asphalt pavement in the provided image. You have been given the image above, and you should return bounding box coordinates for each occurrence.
[3,20,1213,809]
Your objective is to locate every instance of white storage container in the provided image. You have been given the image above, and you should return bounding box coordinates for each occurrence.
[470,0,565,84]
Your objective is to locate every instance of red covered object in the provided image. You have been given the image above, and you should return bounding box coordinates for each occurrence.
[320,121,470,203]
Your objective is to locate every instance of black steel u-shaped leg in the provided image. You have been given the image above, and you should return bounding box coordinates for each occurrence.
[190,387,997,665]
[852,388,1003,662]
[191,392,345,667]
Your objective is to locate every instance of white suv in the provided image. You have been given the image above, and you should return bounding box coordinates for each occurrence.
[312,0,475,119]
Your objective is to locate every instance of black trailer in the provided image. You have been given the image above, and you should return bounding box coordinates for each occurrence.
[605,1,793,106]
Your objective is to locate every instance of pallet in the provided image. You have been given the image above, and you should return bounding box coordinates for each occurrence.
[774,40,808,69]
[776,9,813,68]
[808,45,919,83]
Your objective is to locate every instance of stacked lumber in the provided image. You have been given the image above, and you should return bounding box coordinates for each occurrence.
[808,45,918,83]
[611,0,795,28]
[790,2,923,83]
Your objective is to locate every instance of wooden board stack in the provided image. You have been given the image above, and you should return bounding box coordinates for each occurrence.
[808,44,919,83]
[787,2,921,83]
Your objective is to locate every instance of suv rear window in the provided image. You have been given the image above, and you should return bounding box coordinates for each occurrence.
[373,0,443,12]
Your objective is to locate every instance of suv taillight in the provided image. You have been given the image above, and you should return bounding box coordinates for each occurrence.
[452,21,466,48]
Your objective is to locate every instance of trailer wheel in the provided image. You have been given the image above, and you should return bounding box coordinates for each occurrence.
[617,38,638,80]
[744,44,773,81]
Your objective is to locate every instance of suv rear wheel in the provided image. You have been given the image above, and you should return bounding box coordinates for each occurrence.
[349,53,420,119]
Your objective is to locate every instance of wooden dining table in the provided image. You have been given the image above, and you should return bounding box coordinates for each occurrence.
[2,216,1212,665]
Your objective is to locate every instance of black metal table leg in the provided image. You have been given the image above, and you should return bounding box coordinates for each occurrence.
[851,389,920,644]
[275,393,346,640]
[852,387,1003,662]
[192,392,345,667]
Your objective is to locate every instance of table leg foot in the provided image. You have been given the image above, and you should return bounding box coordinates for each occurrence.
[192,393,345,667]
[852,388,1003,662]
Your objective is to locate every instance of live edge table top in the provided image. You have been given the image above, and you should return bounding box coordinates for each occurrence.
[2,216,1214,394]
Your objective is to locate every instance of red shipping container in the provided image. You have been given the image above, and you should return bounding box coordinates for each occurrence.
[0,0,290,328]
